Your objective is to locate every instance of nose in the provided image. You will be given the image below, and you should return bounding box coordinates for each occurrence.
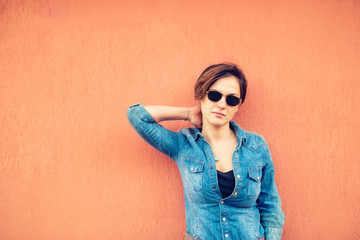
[217,95,226,109]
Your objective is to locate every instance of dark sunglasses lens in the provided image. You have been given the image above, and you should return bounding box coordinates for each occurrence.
[207,91,222,102]
[226,96,240,106]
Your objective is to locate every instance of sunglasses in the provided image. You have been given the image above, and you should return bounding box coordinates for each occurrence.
[206,90,241,107]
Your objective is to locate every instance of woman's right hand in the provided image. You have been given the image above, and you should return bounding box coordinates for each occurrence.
[188,105,202,128]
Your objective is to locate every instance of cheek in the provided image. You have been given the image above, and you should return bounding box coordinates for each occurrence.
[228,108,238,118]
[200,99,210,111]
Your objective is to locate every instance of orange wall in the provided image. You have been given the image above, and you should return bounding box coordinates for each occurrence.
[1,0,359,239]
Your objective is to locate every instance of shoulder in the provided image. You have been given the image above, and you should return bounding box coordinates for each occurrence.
[241,129,268,151]
[231,121,268,150]
[241,130,273,165]
[179,127,199,141]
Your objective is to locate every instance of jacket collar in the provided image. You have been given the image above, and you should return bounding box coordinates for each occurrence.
[192,121,247,146]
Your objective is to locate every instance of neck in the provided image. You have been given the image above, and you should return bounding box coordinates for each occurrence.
[201,121,233,144]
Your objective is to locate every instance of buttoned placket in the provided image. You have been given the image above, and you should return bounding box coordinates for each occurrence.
[219,146,242,240]
[201,133,244,240]
[219,202,230,239]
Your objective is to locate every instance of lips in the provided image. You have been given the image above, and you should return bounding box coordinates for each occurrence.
[213,112,225,117]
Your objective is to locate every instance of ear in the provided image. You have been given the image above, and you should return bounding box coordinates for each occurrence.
[198,98,204,105]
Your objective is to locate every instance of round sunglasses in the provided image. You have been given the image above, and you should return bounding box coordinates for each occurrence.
[206,90,241,107]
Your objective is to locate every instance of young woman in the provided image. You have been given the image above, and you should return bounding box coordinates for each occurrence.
[127,63,285,240]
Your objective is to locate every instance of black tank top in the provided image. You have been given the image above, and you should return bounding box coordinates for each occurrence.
[217,170,235,198]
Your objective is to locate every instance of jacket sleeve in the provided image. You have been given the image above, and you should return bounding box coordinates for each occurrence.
[127,103,184,161]
[257,140,285,240]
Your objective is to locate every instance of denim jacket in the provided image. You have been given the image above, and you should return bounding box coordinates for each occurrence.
[127,103,285,240]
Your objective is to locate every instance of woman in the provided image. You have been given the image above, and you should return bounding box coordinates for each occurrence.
[127,63,285,240]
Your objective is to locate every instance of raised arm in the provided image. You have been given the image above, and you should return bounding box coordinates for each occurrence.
[127,103,202,161]
[144,105,202,128]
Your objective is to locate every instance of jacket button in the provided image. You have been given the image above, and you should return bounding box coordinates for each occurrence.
[225,234,229,238]
[212,186,216,189]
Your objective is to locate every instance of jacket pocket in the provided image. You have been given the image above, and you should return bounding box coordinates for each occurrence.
[184,157,204,191]
[247,167,263,199]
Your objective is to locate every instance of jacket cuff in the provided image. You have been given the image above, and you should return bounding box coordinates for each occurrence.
[265,227,283,240]
[128,103,155,123]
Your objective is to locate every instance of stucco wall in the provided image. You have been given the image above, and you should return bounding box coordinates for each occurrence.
[1,0,359,239]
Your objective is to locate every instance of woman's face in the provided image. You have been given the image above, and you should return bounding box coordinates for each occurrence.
[200,76,241,128]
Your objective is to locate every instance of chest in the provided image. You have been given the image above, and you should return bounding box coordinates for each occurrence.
[209,138,238,173]
[178,143,267,205]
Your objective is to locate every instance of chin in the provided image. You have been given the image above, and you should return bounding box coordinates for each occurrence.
[208,118,229,128]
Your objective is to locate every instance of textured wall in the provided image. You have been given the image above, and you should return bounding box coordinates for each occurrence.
[1,0,359,239]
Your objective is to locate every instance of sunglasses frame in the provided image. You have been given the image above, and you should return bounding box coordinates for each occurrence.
[206,90,242,107]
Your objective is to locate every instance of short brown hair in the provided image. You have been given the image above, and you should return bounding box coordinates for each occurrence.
[194,63,247,104]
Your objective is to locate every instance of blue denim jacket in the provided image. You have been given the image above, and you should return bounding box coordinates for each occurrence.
[127,103,285,240]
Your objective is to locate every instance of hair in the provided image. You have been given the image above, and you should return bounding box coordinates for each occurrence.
[194,63,247,104]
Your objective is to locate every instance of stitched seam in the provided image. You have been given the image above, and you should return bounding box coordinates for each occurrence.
[244,143,266,151]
